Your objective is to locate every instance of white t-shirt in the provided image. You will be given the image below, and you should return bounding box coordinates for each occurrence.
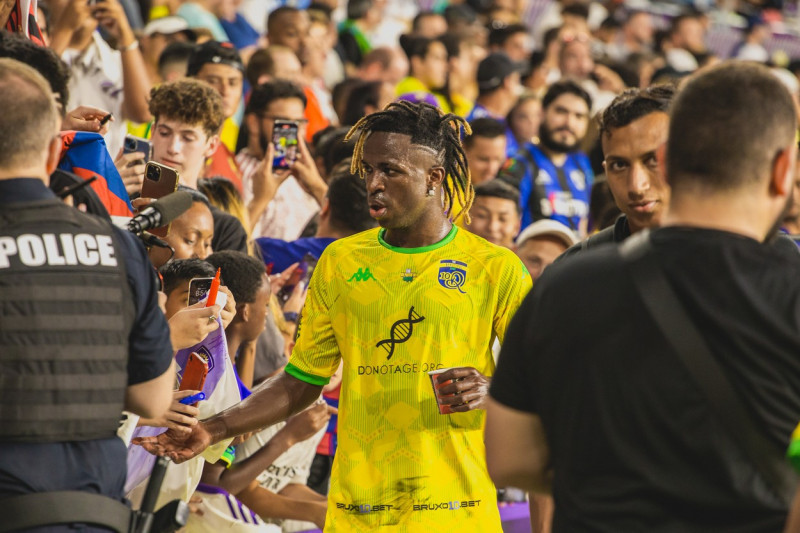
[62,32,126,157]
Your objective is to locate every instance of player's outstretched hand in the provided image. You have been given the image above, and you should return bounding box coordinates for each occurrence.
[132,421,213,464]
[435,367,491,412]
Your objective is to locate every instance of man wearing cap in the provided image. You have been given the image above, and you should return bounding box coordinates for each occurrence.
[140,16,197,84]
[499,80,593,237]
[515,219,578,281]
[188,41,245,193]
[466,52,524,157]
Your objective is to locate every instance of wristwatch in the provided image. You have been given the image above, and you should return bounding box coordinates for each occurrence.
[283,311,299,323]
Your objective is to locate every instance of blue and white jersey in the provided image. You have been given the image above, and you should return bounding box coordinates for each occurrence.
[501,142,594,233]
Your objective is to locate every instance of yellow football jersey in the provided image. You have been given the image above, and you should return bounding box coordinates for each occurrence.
[286,225,531,532]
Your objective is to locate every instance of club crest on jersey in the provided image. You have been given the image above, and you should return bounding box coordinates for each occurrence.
[438,259,467,293]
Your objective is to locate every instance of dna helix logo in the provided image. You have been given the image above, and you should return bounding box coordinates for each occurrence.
[376,306,425,360]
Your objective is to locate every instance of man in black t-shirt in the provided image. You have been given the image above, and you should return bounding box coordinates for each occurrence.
[486,62,800,532]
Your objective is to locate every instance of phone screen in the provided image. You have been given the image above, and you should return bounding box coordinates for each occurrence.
[188,277,214,306]
[272,120,299,170]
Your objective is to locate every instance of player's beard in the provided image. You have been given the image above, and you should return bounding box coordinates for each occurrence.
[539,122,579,153]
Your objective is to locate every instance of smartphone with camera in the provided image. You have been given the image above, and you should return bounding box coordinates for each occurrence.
[277,253,317,304]
[140,161,179,237]
[271,120,299,170]
[188,277,214,306]
[123,135,151,163]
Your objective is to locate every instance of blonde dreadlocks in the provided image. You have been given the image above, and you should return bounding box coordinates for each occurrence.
[344,100,475,224]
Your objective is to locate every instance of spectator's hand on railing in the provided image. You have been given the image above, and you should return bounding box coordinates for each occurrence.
[138,389,201,435]
[62,106,113,134]
[434,367,491,412]
[169,302,222,351]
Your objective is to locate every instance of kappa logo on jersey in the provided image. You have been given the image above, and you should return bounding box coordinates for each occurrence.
[438,259,467,293]
[376,306,425,360]
[348,267,376,282]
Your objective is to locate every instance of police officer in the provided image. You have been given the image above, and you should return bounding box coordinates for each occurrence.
[0,59,175,529]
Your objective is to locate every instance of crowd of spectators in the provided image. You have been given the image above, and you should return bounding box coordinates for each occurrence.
[3,0,800,531]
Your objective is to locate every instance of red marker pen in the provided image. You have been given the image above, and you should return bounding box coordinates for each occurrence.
[206,268,221,307]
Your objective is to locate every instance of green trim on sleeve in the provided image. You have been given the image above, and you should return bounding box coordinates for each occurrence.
[285,363,331,386]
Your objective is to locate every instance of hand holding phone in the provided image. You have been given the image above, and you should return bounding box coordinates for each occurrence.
[140,162,180,238]
[277,253,317,305]
[123,135,151,162]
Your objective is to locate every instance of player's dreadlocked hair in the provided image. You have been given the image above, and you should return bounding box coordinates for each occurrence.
[344,100,475,223]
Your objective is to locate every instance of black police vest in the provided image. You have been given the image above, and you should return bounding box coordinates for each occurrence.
[0,199,135,442]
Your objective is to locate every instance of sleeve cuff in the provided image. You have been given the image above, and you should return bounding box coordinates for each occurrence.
[285,363,330,386]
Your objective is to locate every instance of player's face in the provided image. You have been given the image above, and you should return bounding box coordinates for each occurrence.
[468,196,520,249]
[602,112,670,233]
[465,136,507,185]
[361,132,442,230]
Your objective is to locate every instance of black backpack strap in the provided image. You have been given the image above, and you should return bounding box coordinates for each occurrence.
[0,491,132,533]
[620,231,798,506]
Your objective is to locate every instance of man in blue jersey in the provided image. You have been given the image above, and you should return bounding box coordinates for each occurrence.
[499,80,593,237]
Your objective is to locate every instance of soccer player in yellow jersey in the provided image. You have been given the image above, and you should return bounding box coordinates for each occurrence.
[135,101,532,531]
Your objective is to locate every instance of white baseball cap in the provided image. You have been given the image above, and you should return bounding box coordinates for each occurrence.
[143,16,194,37]
[515,219,580,249]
